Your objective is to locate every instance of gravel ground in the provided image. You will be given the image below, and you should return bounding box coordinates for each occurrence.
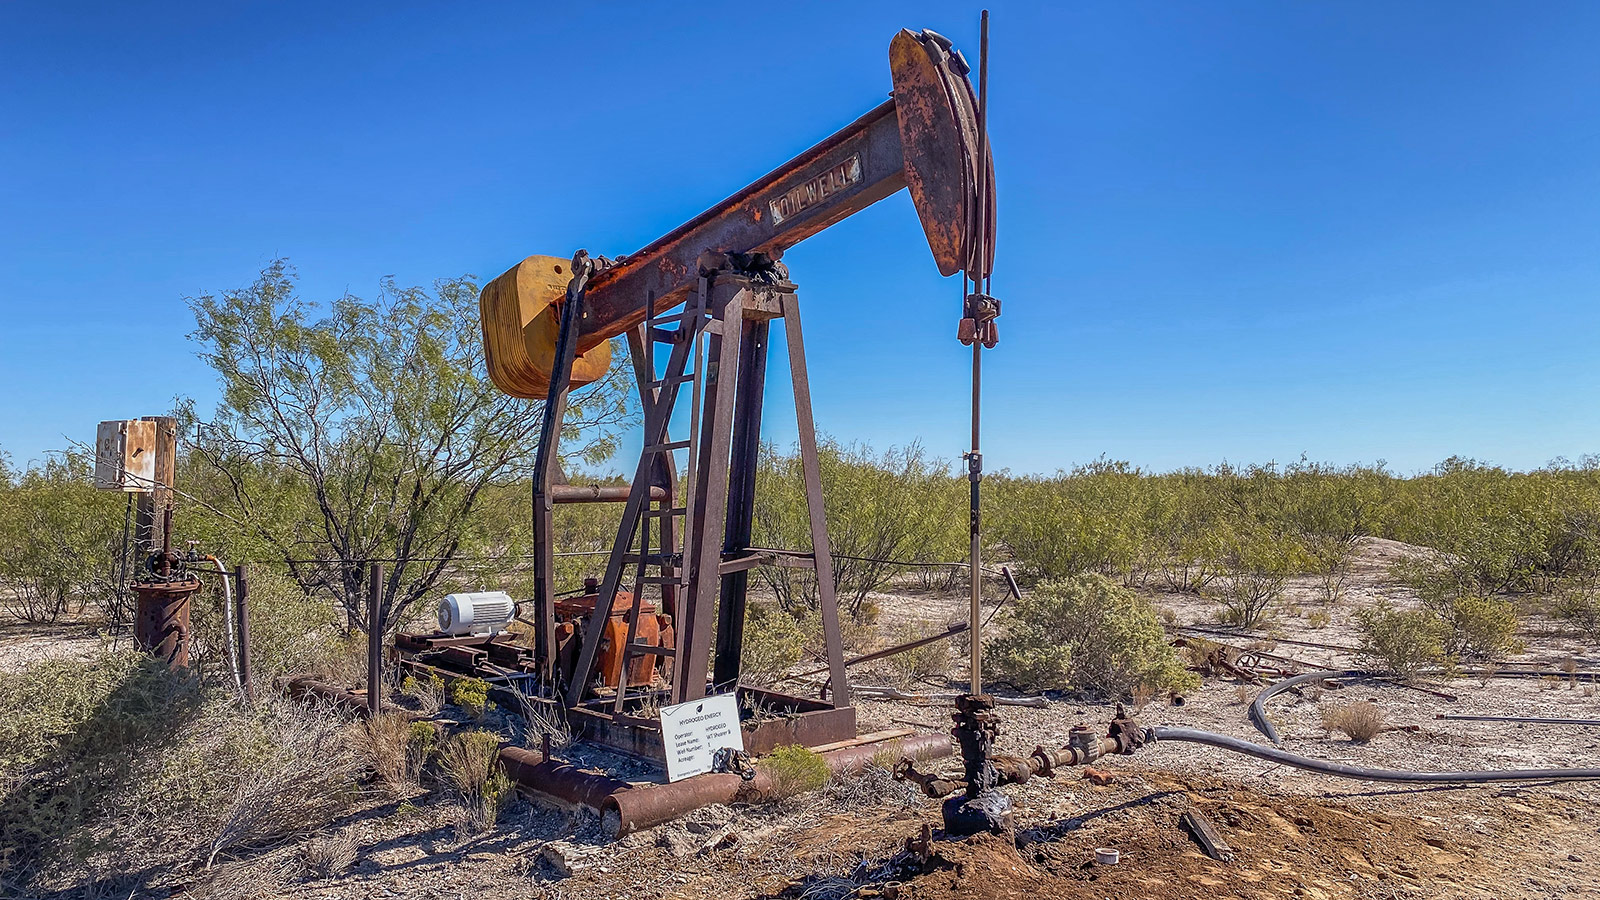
[8,537,1599,899]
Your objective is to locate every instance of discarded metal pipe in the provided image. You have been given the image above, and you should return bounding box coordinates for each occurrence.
[1437,714,1600,726]
[500,745,632,809]
[602,732,953,837]
[276,675,399,717]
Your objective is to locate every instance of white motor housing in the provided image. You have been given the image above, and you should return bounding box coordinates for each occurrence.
[437,591,516,636]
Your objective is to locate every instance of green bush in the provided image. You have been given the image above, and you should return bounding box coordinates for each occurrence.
[1215,526,1304,627]
[1555,590,1600,641]
[754,439,962,617]
[739,603,807,683]
[0,452,123,624]
[448,678,490,720]
[759,744,829,799]
[984,574,1199,699]
[1355,603,1449,679]
[439,730,512,832]
[1442,595,1525,662]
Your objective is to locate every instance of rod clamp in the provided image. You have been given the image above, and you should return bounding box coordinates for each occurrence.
[958,292,1001,348]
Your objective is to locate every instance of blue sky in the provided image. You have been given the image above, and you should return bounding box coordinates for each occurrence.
[3,1,1597,476]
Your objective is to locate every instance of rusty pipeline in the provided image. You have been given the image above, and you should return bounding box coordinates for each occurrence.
[499,745,633,809]
[898,709,1148,799]
[600,732,953,837]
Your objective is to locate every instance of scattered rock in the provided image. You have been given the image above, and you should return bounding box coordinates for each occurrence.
[656,829,695,857]
[540,840,606,878]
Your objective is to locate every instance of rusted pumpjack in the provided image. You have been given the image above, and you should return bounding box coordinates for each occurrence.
[419,25,998,764]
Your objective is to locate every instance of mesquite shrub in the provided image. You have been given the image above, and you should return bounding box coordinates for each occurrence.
[984,574,1199,699]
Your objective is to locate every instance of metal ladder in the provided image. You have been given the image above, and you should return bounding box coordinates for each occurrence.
[565,282,709,714]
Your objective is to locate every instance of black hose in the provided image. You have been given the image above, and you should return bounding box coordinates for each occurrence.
[1251,670,1368,746]
[1249,668,1600,747]
[1149,726,1600,783]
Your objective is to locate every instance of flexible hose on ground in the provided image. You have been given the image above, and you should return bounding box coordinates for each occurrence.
[1250,668,1600,746]
[1148,726,1600,783]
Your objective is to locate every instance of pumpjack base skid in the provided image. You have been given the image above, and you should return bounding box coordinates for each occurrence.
[393,630,856,762]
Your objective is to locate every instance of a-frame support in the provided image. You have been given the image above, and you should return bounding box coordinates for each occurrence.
[532,256,849,714]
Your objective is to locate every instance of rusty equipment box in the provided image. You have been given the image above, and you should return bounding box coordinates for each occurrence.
[94,419,157,492]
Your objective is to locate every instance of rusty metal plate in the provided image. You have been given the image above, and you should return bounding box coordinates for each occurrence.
[479,254,614,398]
[890,29,970,277]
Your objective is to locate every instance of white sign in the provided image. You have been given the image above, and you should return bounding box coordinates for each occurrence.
[658,693,744,782]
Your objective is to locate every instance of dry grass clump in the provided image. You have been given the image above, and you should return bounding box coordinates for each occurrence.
[401,672,446,714]
[887,623,953,687]
[300,827,359,878]
[188,847,306,900]
[1320,701,1385,742]
[439,730,512,833]
[358,713,438,792]
[189,696,365,868]
[823,762,918,810]
[0,644,367,896]
[360,712,414,791]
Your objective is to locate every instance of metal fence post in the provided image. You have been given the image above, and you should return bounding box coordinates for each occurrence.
[367,562,383,716]
[235,564,253,702]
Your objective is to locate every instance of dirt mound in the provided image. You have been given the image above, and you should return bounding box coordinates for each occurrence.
[890,773,1589,900]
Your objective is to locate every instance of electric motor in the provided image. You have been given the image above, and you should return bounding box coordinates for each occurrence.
[437,591,516,636]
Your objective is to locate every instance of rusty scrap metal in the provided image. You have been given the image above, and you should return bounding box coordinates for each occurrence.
[499,745,633,809]
[1080,766,1116,786]
[276,675,404,718]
